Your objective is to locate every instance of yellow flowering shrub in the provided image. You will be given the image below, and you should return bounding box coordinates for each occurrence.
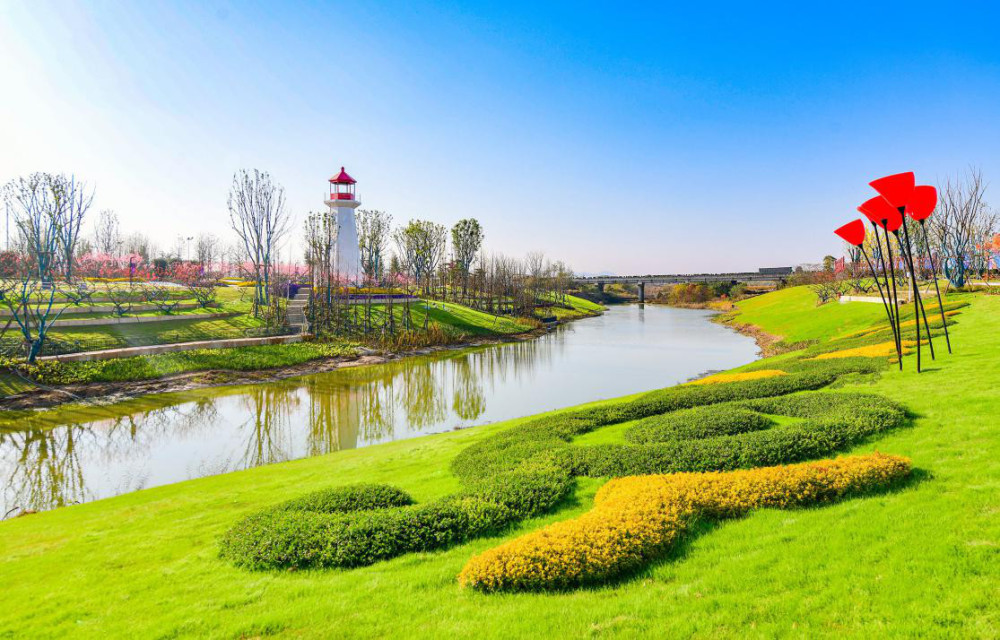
[839,309,961,340]
[811,340,916,360]
[686,369,787,385]
[459,453,911,592]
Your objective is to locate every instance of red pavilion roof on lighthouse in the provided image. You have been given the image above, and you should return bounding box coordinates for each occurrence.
[329,167,356,184]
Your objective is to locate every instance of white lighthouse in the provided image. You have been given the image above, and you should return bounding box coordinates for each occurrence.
[325,166,362,284]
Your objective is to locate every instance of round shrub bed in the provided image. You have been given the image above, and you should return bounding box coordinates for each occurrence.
[220,359,905,573]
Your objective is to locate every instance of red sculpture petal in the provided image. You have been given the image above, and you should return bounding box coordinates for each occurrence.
[906,185,937,221]
[869,171,915,209]
[858,196,903,232]
[834,219,866,246]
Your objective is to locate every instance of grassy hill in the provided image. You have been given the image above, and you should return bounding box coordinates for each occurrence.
[0,287,996,638]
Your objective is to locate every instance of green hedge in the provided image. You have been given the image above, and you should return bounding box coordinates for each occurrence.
[449,367,859,483]
[220,467,572,571]
[624,405,773,445]
[221,357,901,571]
[567,393,907,477]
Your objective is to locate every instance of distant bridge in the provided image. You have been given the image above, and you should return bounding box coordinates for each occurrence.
[573,268,792,302]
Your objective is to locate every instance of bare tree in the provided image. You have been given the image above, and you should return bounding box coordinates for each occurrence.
[525,251,545,301]
[227,169,290,315]
[195,232,220,267]
[94,209,121,256]
[929,168,997,287]
[1,174,75,361]
[123,232,153,261]
[54,175,94,282]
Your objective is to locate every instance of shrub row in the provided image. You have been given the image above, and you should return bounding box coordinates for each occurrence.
[222,358,898,572]
[219,468,572,570]
[450,367,863,484]
[569,393,907,477]
[459,453,912,592]
[624,405,774,445]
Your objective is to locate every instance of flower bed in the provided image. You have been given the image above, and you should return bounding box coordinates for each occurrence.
[687,369,786,385]
[459,453,911,591]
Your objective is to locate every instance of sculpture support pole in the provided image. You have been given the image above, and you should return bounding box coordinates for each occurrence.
[873,222,903,367]
[883,227,903,370]
[870,222,900,360]
[920,220,952,353]
[898,220,924,372]
[861,246,899,350]
[900,216,935,360]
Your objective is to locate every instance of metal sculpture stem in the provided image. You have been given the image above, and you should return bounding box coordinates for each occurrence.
[869,221,901,364]
[898,217,929,371]
[899,217,935,360]
[920,220,952,353]
[861,247,899,350]
[879,224,904,369]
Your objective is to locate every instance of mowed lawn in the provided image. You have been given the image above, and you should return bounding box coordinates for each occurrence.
[1,289,998,638]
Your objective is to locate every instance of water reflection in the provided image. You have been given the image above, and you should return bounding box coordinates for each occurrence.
[1,305,759,515]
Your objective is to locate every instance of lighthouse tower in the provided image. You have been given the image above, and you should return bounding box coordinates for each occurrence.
[325,166,362,283]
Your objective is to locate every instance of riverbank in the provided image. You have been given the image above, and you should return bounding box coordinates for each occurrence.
[0,295,604,412]
[1,286,994,638]
[639,298,786,356]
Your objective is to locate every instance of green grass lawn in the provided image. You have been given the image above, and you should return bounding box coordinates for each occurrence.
[732,286,888,344]
[1,288,996,638]
[43,315,267,352]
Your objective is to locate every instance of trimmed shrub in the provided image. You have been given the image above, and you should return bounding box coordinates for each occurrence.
[219,470,573,571]
[569,393,906,477]
[687,369,786,385]
[624,405,774,445]
[271,483,414,513]
[459,453,912,592]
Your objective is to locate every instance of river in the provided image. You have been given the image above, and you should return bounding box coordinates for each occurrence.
[0,304,759,515]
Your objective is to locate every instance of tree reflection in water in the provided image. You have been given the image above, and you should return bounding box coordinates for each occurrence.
[238,386,300,468]
[0,323,570,514]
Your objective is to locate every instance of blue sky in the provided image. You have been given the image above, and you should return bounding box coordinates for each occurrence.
[2,1,999,273]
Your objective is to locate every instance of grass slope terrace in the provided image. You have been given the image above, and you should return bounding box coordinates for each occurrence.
[0,287,996,638]
[0,293,601,395]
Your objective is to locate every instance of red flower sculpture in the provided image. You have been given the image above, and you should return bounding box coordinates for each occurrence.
[905,185,937,221]
[834,219,866,247]
[858,196,902,232]
[869,171,915,209]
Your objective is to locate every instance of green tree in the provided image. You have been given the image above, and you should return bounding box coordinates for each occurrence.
[451,219,484,299]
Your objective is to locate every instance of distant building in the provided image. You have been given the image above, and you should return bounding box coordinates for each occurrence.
[758,266,793,275]
[795,263,824,272]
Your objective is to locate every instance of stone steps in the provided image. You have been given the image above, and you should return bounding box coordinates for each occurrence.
[286,288,311,333]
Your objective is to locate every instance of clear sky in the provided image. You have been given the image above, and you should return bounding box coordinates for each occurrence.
[2,1,999,274]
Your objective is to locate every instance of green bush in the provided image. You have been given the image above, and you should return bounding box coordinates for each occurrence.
[568,393,907,477]
[219,468,573,571]
[625,405,774,445]
[271,483,414,514]
[450,368,859,483]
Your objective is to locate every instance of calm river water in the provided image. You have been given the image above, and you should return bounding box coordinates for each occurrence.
[1,304,759,515]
